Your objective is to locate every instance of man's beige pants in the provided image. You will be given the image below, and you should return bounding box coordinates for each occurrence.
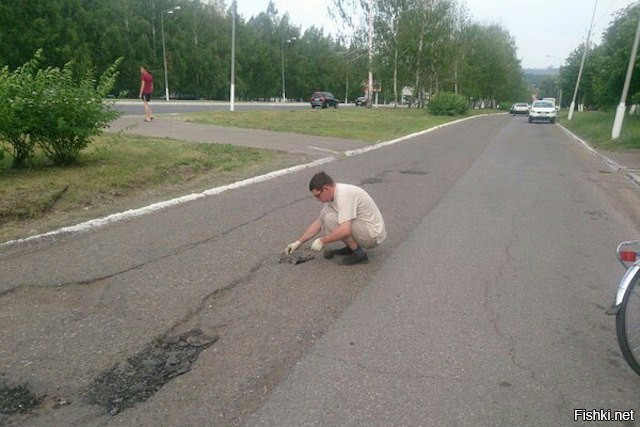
[320,205,378,249]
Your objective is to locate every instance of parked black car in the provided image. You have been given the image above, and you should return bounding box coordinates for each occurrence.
[310,91,339,109]
[355,96,367,106]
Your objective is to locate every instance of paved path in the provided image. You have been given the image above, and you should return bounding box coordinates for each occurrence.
[107,115,367,158]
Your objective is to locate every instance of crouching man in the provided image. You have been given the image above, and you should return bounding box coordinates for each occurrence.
[285,171,386,265]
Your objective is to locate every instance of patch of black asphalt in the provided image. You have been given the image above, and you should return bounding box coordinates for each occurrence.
[279,252,316,265]
[0,381,42,415]
[85,328,218,416]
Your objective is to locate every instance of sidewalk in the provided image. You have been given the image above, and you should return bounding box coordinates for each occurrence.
[107,115,366,159]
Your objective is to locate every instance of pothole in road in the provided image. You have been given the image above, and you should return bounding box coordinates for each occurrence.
[278,252,315,265]
[0,381,42,415]
[85,328,218,416]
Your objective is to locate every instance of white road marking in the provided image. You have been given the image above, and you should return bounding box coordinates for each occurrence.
[344,114,493,156]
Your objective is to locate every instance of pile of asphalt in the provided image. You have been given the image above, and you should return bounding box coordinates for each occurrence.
[0,381,42,415]
[278,252,315,265]
[85,328,218,415]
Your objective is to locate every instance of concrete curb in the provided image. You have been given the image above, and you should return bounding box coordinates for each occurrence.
[557,122,640,188]
[345,113,498,157]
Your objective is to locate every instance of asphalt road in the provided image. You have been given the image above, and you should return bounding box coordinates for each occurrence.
[2,114,640,425]
[113,100,328,115]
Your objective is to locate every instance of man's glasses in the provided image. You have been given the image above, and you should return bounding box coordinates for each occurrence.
[313,187,324,199]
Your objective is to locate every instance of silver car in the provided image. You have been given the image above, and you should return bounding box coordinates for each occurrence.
[510,103,529,115]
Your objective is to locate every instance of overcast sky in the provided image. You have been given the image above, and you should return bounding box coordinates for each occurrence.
[235,0,638,69]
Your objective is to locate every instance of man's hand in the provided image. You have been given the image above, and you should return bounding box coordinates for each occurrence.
[285,240,301,255]
[310,238,324,252]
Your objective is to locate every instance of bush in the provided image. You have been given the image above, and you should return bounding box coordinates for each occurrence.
[0,50,122,168]
[427,92,468,116]
[0,56,41,168]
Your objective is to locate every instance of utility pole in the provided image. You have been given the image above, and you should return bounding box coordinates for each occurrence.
[345,72,349,104]
[367,0,373,108]
[230,1,236,112]
[568,0,597,120]
[612,14,640,139]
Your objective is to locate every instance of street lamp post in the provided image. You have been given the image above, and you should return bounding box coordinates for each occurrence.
[230,2,236,112]
[612,14,640,140]
[568,0,597,120]
[281,37,296,103]
[161,6,181,101]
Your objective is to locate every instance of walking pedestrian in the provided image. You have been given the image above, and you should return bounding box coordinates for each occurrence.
[139,66,154,122]
[285,171,387,265]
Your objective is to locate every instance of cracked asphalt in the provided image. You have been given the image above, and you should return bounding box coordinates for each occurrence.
[2,114,640,425]
[248,116,640,425]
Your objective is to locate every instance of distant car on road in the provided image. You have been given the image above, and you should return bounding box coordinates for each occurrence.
[355,96,367,107]
[510,103,529,115]
[528,100,557,123]
[310,92,339,109]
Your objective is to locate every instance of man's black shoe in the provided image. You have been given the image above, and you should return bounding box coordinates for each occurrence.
[340,252,368,265]
[324,246,353,259]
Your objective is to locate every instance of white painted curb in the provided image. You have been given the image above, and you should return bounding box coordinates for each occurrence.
[557,123,640,188]
[344,114,495,156]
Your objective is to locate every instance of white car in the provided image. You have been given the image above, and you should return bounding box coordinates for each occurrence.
[510,103,529,115]
[528,100,556,123]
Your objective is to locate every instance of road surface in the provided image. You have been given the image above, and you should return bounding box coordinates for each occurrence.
[1,114,639,426]
[112,100,324,116]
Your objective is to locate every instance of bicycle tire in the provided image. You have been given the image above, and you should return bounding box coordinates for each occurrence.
[616,274,640,376]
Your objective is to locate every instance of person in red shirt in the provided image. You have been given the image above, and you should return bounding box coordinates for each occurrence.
[138,66,154,122]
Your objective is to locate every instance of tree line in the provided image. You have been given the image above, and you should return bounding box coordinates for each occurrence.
[537,3,639,110]
[0,0,530,105]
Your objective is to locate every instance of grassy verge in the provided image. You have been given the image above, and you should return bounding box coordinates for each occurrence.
[2,107,500,242]
[178,107,499,143]
[557,110,640,150]
[0,133,307,242]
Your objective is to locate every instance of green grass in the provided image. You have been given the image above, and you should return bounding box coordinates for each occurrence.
[558,110,640,150]
[178,107,498,143]
[0,133,298,241]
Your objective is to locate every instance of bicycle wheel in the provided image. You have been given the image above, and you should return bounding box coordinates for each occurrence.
[616,275,640,376]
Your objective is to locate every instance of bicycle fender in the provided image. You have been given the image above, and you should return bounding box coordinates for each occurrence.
[609,264,640,314]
